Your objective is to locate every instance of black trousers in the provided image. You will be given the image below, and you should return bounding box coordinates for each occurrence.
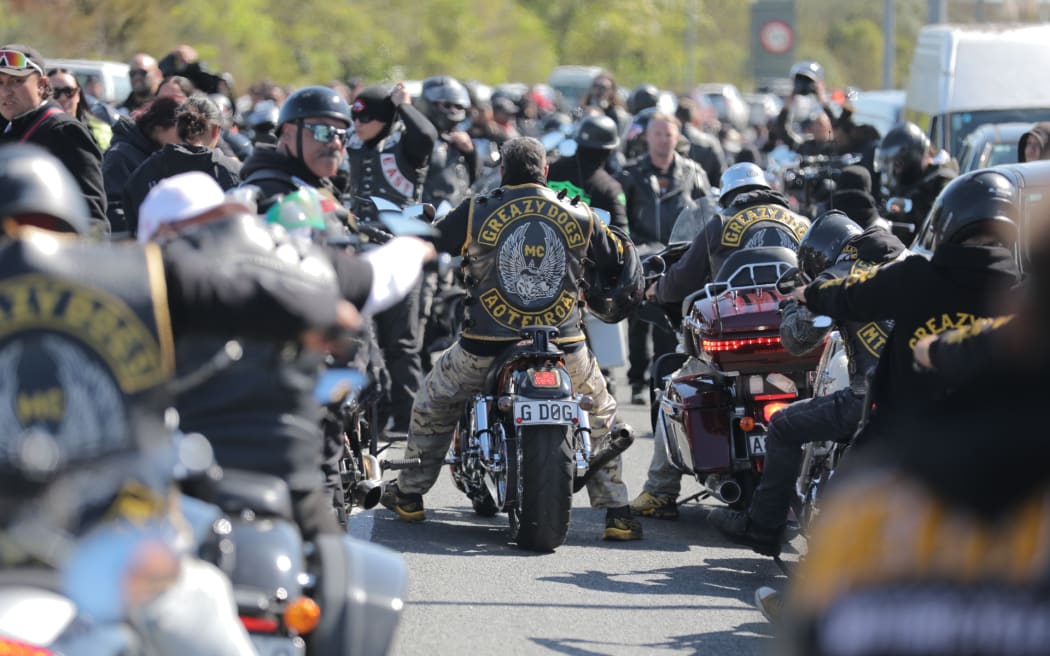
[373,279,424,431]
[627,312,678,386]
[748,387,864,528]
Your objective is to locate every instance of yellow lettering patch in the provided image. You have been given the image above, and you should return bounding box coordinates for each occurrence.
[720,205,809,248]
[478,288,577,332]
[907,312,984,349]
[857,322,889,357]
[0,275,166,393]
[17,388,64,423]
[477,196,586,249]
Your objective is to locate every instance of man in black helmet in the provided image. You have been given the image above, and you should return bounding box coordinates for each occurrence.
[381,136,645,542]
[796,169,1020,451]
[547,113,628,230]
[418,76,480,210]
[708,210,905,557]
[877,121,957,229]
[240,85,352,211]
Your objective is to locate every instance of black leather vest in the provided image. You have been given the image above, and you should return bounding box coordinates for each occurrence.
[347,132,426,207]
[422,140,471,207]
[462,184,592,343]
[0,230,173,476]
[710,202,810,276]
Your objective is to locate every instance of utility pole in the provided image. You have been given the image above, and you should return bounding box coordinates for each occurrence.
[685,0,698,91]
[928,0,947,23]
[884,0,896,89]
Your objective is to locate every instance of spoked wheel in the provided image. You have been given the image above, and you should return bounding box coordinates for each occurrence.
[509,426,574,552]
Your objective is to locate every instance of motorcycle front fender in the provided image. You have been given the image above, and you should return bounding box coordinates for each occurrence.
[0,584,75,646]
[311,534,407,656]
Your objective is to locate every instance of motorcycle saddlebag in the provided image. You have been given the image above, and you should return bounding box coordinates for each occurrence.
[660,373,733,475]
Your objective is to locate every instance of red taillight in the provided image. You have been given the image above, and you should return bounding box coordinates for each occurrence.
[701,336,782,352]
[763,401,791,422]
[532,370,559,387]
[753,393,797,401]
[240,616,280,633]
[0,638,52,655]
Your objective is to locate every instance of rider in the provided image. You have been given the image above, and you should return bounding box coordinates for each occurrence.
[417,75,481,210]
[796,169,1020,450]
[239,85,352,212]
[0,143,348,655]
[630,162,811,519]
[380,136,645,541]
[876,121,957,229]
[547,113,629,230]
[140,172,432,540]
[707,211,906,556]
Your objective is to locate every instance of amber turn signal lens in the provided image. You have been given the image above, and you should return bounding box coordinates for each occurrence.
[739,416,756,432]
[284,597,321,635]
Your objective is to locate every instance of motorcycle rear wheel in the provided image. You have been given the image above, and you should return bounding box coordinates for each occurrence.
[509,425,574,552]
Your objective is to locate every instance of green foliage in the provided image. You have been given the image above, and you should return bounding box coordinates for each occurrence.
[3,0,1040,96]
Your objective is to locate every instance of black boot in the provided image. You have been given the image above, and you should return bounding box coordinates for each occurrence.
[708,507,783,557]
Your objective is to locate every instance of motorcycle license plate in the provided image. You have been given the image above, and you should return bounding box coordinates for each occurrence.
[513,400,577,425]
[749,433,767,456]
[250,634,305,656]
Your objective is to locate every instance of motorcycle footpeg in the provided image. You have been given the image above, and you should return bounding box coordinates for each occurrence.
[380,457,422,471]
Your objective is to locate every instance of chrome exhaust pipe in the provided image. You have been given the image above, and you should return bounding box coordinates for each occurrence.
[704,474,742,506]
[354,478,382,509]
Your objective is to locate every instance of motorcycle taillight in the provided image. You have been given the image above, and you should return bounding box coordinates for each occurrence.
[701,336,782,352]
[762,401,791,422]
[0,637,52,655]
[240,615,280,633]
[531,370,560,387]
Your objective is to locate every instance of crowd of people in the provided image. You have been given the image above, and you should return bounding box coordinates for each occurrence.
[1,37,1049,655]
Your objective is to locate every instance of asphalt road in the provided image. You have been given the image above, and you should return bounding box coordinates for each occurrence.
[350,371,800,656]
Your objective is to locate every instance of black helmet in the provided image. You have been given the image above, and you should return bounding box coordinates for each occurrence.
[928,169,1018,250]
[627,84,660,115]
[876,122,930,195]
[575,115,620,151]
[277,86,352,129]
[0,143,90,235]
[419,76,470,133]
[585,225,644,323]
[797,210,863,278]
[622,107,657,161]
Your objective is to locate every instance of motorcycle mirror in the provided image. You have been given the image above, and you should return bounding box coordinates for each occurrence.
[812,315,833,329]
[885,197,913,215]
[314,368,369,405]
[591,207,611,226]
[776,266,801,295]
[373,198,440,239]
[558,138,577,158]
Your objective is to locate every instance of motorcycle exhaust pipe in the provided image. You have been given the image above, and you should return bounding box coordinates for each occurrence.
[354,478,382,510]
[704,474,742,506]
[573,423,635,493]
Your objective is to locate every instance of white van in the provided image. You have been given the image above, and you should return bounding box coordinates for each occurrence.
[47,58,131,105]
[903,23,1050,157]
[547,65,602,110]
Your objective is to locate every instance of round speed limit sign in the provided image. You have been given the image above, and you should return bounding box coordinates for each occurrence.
[759,20,794,55]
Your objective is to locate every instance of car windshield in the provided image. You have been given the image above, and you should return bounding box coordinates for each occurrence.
[950,109,1050,157]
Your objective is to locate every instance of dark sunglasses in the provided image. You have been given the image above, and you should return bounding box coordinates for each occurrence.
[52,86,78,99]
[129,68,149,78]
[351,111,375,124]
[302,122,349,144]
[436,101,465,112]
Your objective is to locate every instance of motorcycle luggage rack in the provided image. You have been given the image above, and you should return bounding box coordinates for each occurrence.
[681,260,795,319]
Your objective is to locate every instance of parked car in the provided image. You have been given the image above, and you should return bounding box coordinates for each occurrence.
[911,159,1050,264]
[547,65,603,110]
[46,58,130,106]
[956,122,1029,173]
[696,83,749,131]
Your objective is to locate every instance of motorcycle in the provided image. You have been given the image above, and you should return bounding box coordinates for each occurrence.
[649,247,823,510]
[444,325,629,552]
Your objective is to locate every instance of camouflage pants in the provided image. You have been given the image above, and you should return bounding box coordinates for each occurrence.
[397,341,630,508]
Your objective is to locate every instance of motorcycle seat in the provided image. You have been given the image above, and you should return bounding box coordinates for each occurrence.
[213,470,295,521]
[483,338,562,392]
[713,247,798,286]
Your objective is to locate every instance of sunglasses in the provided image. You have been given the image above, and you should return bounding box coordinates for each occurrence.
[302,122,349,144]
[0,50,43,76]
[52,86,78,99]
[129,68,150,78]
[351,112,375,124]
[436,101,465,112]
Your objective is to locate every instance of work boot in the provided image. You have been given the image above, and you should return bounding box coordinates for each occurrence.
[630,382,647,405]
[708,508,782,557]
[379,481,425,522]
[754,586,783,624]
[629,491,679,520]
[602,505,643,541]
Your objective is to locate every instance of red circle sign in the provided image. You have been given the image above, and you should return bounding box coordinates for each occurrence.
[759,20,794,55]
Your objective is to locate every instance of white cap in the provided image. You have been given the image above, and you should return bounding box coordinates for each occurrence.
[137,172,226,243]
